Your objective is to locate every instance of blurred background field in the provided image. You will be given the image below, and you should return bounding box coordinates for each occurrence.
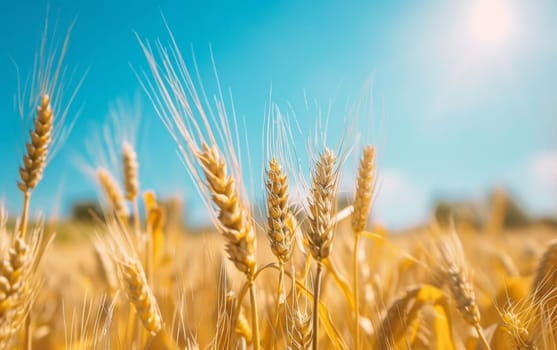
[1,1,557,349]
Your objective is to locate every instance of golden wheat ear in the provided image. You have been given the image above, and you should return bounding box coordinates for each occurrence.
[531,239,557,342]
[17,95,54,238]
[306,147,338,262]
[351,145,375,350]
[122,142,139,202]
[290,310,312,350]
[18,94,53,194]
[304,147,339,350]
[265,158,293,265]
[119,257,162,336]
[97,167,129,224]
[498,306,536,349]
[351,145,375,234]
[197,143,257,278]
[437,232,491,349]
[122,142,143,239]
[0,228,45,348]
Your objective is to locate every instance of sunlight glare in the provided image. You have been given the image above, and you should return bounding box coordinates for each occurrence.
[469,0,514,46]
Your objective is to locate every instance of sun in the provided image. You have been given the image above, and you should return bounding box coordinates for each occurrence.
[468,0,514,46]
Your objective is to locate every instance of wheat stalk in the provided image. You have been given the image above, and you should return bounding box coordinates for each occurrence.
[197,143,257,278]
[351,145,375,349]
[143,190,164,284]
[265,158,294,334]
[305,148,338,350]
[437,233,491,349]
[196,143,260,348]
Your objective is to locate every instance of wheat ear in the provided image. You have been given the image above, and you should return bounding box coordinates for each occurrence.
[291,310,312,350]
[0,238,34,346]
[265,158,293,333]
[266,158,293,265]
[122,143,139,201]
[97,168,129,224]
[306,148,338,262]
[197,143,260,348]
[351,145,375,349]
[122,143,142,237]
[17,94,53,238]
[438,234,491,349]
[532,240,557,333]
[351,145,375,233]
[305,148,338,350]
[119,257,162,336]
[197,143,257,277]
[500,308,537,349]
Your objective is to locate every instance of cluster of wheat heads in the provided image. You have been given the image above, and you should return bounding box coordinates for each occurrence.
[6,24,557,350]
[132,34,557,349]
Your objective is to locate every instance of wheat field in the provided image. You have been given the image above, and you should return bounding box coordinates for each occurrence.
[2,20,557,350]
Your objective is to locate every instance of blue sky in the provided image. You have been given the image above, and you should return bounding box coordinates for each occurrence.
[0,0,556,229]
